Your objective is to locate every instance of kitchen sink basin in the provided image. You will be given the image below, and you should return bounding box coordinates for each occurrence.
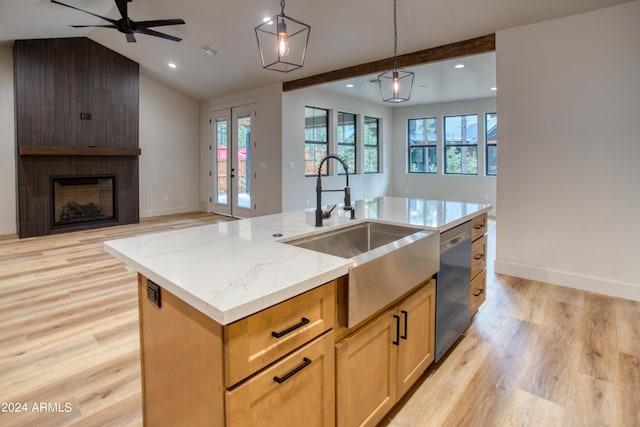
[284,221,440,328]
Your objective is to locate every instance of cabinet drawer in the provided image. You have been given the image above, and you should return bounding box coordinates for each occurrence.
[471,213,488,241]
[226,332,335,427]
[470,271,486,318]
[224,281,336,387]
[471,234,487,279]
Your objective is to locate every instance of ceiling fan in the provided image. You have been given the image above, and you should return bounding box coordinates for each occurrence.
[51,0,185,43]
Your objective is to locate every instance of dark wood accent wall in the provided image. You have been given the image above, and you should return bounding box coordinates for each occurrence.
[14,38,140,238]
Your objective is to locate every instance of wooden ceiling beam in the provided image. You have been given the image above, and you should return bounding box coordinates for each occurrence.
[282,34,495,92]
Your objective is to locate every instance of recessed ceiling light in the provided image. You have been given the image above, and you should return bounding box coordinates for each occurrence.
[346,83,354,88]
[168,62,177,69]
[491,87,497,91]
[454,64,465,69]
[263,17,272,24]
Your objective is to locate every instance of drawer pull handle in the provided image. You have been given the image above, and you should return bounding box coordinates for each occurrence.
[401,310,408,340]
[271,317,310,338]
[393,314,401,346]
[474,223,485,230]
[473,288,484,297]
[474,254,485,260]
[273,357,312,384]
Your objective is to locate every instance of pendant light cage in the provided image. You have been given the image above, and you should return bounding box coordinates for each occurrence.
[255,0,310,73]
[378,0,414,103]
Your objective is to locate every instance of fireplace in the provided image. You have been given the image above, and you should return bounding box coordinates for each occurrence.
[51,176,117,228]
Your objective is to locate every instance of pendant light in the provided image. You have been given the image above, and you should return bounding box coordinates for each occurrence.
[255,0,310,73]
[378,0,414,103]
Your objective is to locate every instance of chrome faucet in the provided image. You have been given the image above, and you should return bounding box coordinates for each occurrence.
[315,154,355,227]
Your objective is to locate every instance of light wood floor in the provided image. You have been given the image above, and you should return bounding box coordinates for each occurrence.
[0,214,638,426]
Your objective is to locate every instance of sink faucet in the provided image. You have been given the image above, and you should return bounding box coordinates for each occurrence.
[315,154,355,227]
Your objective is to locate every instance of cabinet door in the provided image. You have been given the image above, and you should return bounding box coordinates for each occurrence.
[396,281,435,397]
[336,310,397,427]
[226,332,335,427]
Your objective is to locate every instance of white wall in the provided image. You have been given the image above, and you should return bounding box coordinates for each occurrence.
[390,98,497,215]
[139,75,200,217]
[200,83,283,217]
[0,47,16,235]
[495,1,640,301]
[282,87,393,211]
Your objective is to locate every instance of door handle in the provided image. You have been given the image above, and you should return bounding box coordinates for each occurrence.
[392,314,401,346]
[400,310,408,340]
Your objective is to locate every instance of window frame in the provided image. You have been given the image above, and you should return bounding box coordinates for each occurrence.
[337,111,357,175]
[304,106,329,177]
[443,114,479,175]
[407,117,438,174]
[363,116,380,174]
[485,112,497,176]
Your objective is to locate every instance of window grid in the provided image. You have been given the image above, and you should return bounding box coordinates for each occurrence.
[408,117,437,173]
[305,106,329,176]
[486,112,497,176]
[337,112,356,175]
[444,114,478,175]
[363,116,379,174]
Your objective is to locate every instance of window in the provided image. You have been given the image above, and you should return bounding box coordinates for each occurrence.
[444,114,478,175]
[486,112,497,176]
[408,117,437,173]
[337,112,356,174]
[305,107,328,176]
[363,116,379,174]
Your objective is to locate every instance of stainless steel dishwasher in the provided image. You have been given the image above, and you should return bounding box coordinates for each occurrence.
[435,221,471,362]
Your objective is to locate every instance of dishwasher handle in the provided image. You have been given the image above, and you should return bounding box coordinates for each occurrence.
[440,230,471,253]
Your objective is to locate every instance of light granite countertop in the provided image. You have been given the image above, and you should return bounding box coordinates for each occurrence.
[104,197,491,325]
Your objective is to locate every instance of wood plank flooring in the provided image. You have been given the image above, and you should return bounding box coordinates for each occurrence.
[0,214,638,426]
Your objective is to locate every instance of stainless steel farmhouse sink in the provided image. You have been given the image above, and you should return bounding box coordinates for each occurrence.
[284,221,440,328]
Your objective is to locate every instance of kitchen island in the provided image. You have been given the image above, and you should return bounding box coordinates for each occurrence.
[104,196,490,426]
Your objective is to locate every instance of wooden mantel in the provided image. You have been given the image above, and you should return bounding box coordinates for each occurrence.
[19,146,141,157]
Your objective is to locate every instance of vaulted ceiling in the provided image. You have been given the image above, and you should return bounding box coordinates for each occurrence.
[0,0,633,102]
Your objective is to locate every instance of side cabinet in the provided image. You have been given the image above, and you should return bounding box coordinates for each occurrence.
[336,279,435,427]
[137,274,336,427]
[470,213,488,318]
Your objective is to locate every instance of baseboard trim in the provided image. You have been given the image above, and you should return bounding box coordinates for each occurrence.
[141,205,201,218]
[494,259,640,302]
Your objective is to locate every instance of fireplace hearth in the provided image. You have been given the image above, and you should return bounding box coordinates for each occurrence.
[52,176,116,227]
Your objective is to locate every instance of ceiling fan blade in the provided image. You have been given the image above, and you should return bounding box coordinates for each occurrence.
[134,27,182,42]
[135,19,186,28]
[115,0,129,20]
[71,25,117,28]
[126,33,137,43]
[50,0,118,25]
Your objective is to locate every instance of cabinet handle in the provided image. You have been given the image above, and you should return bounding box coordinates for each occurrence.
[473,288,484,297]
[474,253,485,260]
[273,357,312,384]
[271,317,310,339]
[393,314,401,346]
[400,310,408,340]
[474,223,485,230]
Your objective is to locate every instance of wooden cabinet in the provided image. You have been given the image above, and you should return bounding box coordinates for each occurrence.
[137,274,336,427]
[224,281,335,387]
[470,213,488,318]
[226,332,335,427]
[336,280,435,427]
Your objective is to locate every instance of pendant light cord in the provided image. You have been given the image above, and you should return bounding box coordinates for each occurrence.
[393,0,398,69]
[281,0,286,15]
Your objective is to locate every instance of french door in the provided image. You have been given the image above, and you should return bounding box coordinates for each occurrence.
[210,104,255,217]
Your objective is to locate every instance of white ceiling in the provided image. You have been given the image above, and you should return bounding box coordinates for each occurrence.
[0,0,633,103]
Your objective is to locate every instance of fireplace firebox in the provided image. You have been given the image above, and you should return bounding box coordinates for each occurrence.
[51,176,117,228]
